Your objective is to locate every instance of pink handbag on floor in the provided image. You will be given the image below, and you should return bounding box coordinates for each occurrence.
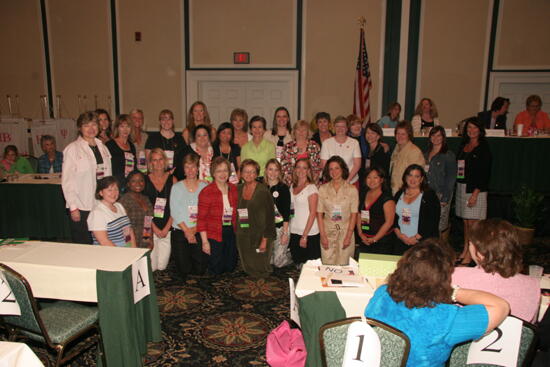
[266,320,307,367]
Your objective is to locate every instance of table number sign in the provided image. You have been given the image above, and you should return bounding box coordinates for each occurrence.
[289,278,300,327]
[0,273,21,316]
[342,320,381,366]
[466,316,522,366]
[486,129,506,137]
[131,256,150,304]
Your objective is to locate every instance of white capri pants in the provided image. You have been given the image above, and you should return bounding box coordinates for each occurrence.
[151,232,171,271]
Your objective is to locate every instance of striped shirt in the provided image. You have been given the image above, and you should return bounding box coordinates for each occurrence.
[88,202,132,247]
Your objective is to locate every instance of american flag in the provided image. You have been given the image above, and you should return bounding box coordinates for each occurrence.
[353,27,372,123]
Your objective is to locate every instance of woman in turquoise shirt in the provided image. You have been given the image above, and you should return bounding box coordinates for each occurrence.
[1,145,33,175]
[365,238,509,367]
[377,102,401,128]
[170,153,208,279]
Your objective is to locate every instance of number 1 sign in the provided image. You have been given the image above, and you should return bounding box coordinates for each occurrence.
[342,321,381,367]
[466,316,522,366]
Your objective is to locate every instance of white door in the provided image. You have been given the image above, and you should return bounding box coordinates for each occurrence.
[187,71,299,128]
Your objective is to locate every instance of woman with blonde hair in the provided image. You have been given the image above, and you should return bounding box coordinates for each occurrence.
[183,101,216,144]
[289,158,320,267]
[280,120,321,185]
[144,147,177,271]
[411,97,440,135]
[144,109,188,171]
[264,159,292,267]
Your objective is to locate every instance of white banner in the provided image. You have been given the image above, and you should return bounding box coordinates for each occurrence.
[0,120,29,156]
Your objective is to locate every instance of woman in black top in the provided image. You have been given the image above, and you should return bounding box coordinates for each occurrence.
[106,114,136,188]
[393,164,440,255]
[213,122,241,185]
[144,148,176,271]
[357,167,395,255]
[264,158,292,267]
[311,112,334,147]
[455,117,492,265]
[359,123,390,191]
[145,109,189,174]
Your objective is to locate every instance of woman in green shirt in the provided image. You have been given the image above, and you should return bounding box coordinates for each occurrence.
[240,116,275,178]
[236,159,276,278]
[1,145,33,175]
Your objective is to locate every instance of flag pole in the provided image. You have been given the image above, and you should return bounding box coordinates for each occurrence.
[358,16,366,29]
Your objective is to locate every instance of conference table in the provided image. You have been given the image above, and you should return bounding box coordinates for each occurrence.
[0,174,71,240]
[383,135,550,195]
[0,241,161,366]
[0,341,43,366]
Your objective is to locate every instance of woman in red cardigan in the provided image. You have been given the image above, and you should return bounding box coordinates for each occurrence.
[198,156,239,274]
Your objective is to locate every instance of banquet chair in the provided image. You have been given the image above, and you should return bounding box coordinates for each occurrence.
[446,317,537,367]
[319,316,410,367]
[0,263,105,367]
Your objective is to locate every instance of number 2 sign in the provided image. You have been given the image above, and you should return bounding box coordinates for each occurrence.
[466,316,522,366]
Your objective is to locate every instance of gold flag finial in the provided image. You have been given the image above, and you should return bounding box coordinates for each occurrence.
[358,16,366,28]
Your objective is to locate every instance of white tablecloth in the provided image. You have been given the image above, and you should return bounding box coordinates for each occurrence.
[295,260,375,317]
[0,341,43,367]
[0,241,148,302]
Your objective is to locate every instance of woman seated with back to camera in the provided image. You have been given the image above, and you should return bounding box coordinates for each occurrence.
[393,164,440,255]
[357,167,395,255]
[452,219,540,322]
[365,238,509,367]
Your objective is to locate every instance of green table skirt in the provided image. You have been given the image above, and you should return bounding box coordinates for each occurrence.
[382,136,550,194]
[96,252,161,366]
[0,183,71,239]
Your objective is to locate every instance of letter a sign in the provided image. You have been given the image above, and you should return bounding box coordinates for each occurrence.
[131,256,150,304]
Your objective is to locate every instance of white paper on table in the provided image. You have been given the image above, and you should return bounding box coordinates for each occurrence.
[342,320,381,367]
[486,129,505,137]
[444,128,453,137]
[0,273,21,315]
[131,256,150,304]
[467,316,522,366]
[289,278,300,327]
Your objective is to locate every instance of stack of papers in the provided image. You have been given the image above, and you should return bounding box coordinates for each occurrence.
[314,259,366,287]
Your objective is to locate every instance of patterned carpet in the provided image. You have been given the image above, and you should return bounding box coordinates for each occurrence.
[31,262,300,366]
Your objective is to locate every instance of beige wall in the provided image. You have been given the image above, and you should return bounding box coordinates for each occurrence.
[304,0,383,122]
[190,0,295,67]
[48,0,113,118]
[495,0,550,68]
[418,1,491,127]
[118,0,184,129]
[0,0,46,118]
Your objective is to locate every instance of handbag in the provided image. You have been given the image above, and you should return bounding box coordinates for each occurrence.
[266,320,307,367]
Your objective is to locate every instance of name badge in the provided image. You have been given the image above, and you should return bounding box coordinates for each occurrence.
[154,197,167,218]
[96,163,105,180]
[457,159,465,179]
[165,150,175,170]
[238,208,249,228]
[188,205,198,225]
[142,215,152,240]
[274,204,284,224]
[124,152,135,177]
[276,146,284,161]
[361,210,370,232]
[331,204,343,222]
[229,163,239,184]
[137,151,147,173]
[123,225,132,247]
[365,159,371,169]
[402,207,411,225]
[290,202,295,218]
[424,164,430,173]
[223,207,233,226]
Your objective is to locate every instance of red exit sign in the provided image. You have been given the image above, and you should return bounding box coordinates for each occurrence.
[233,52,250,64]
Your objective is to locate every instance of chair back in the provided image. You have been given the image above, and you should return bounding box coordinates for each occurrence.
[320,316,410,367]
[447,317,537,367]
[0,263,52,344]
